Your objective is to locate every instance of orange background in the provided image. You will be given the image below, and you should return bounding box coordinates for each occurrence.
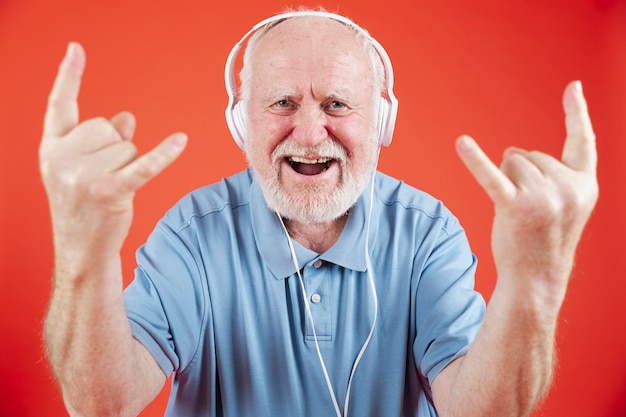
[1,0,625,416]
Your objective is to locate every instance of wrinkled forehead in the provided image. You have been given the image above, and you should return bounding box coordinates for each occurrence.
[247,16,373,74]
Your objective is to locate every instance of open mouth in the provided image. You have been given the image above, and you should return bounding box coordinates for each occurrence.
[287,156,333,176]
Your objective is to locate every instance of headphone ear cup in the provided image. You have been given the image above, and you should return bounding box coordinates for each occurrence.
[377,96,391,147]
[231,101,247,150]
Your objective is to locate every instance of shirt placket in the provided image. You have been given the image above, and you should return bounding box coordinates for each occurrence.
[303,258,332,341]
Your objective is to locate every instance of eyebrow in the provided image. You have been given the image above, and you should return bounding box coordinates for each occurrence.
[324,89,356,104]
[261,87,357,106]
[260,87,299,103]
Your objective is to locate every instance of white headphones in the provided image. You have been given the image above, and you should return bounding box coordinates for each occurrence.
[224,10,399,150]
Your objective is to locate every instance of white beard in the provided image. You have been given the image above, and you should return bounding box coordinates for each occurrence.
[251,139,378,224]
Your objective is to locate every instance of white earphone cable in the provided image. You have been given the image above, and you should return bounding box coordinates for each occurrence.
[277,168,379,417]
[278,215,343,417]
[343,172,378,416]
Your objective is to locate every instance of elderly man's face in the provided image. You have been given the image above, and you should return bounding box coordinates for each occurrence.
[244,17,381,224]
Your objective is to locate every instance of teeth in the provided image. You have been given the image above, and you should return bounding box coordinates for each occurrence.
[288,156,332,164]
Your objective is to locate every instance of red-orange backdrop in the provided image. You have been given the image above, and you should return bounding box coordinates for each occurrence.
[1,0,625,416]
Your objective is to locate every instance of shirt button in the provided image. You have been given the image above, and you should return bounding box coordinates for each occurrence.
[313,260,323,268]
[311,294,322,303]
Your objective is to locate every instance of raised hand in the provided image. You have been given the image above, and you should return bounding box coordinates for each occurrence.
[455,81,598,307]
[431,81,599,417]
[39,42,187,271]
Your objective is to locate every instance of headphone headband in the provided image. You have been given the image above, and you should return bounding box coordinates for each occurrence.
[224,10,398,149]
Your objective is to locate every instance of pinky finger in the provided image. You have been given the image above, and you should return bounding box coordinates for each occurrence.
[117,133,188,193]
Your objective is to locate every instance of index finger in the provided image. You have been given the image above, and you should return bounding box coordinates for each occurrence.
[43,42,86,138]
[561,80,597,172]
[455,135,517,207]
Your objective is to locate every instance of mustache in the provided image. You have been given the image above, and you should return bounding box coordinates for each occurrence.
[271,140,348,166]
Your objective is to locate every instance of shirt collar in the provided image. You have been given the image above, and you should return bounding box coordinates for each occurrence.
[250,173,378,280]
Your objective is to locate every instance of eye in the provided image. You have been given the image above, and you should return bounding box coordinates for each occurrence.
[329,101,345,109]
[277,99,291,108]
[324,100,350,115]
[269,98,298,113]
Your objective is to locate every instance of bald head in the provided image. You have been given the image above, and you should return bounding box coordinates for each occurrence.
[239,15,385,108]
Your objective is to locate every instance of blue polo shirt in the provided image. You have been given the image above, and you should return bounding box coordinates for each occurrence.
[124,169,485,416]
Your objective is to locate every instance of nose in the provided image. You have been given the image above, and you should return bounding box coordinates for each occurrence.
[290,106,329,148]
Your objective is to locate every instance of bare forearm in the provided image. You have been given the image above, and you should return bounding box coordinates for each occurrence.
[38,42,184,417]
[44,257,163,417]
[434,283,561,417]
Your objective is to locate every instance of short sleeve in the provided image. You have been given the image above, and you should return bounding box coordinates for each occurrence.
[124,219,208,376]
[412,217,486,390]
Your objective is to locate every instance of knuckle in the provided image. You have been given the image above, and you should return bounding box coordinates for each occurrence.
[79,117,121,141]
[139,147,172,178]
[511,187,561,225]
[87,179,113,201]
[135,157,159,179]
[46,95,64,109]
[121,141,139,159]
[109,140,139,163]
[86,116,111,130]
[47,92,73,109]
[87,173,133,203]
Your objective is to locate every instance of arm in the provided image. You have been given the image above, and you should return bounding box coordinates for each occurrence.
[40,42,187,416]
[432,81,598,417]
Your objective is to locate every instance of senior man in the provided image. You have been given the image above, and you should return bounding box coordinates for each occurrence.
[40,9,598,417]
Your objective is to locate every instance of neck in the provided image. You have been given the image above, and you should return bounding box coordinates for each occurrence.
[283,214,348,253]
